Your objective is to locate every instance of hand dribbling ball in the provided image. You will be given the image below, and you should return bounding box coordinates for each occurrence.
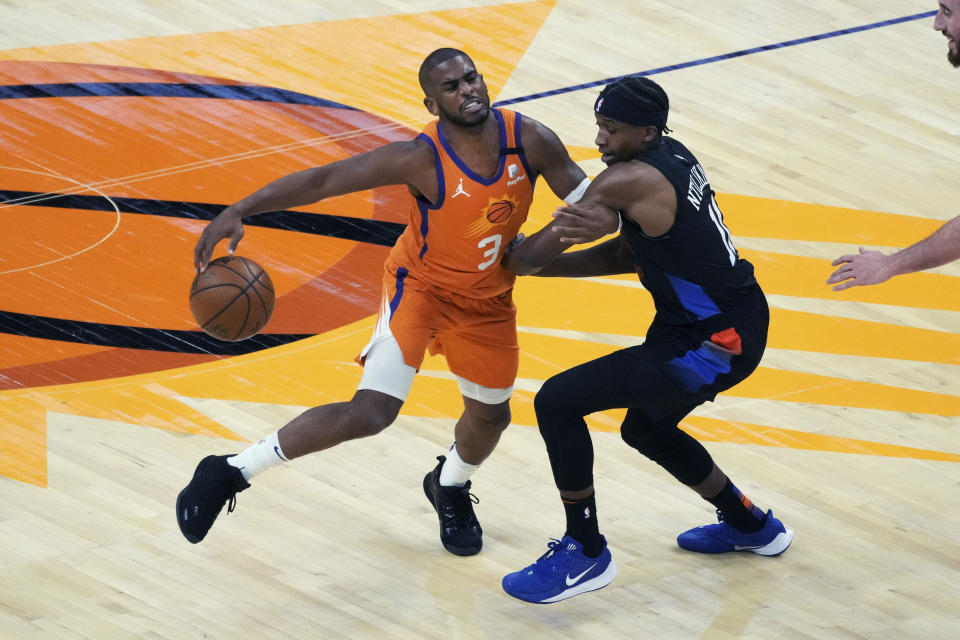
[189,256,275,341]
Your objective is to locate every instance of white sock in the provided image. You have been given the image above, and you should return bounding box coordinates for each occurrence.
[439,443,479,487]
[227,431,289,482]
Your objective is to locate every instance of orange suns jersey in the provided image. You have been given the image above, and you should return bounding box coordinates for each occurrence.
[384,108,537,299]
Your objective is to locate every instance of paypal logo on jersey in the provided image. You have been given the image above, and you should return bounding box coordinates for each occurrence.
[507,163,527,187]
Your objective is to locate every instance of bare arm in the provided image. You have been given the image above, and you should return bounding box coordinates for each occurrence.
[502,197,620,275]
[827,214,960,290]
[528,235,635,277]
[521,116,587,201]
[503,161,671,275]
[194,140,434,271]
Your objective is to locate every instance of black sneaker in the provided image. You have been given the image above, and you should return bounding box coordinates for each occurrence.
[422,455,483,556]
[176,455,250,544]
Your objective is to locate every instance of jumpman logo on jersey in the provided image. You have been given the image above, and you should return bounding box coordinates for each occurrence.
[452,178,471,198]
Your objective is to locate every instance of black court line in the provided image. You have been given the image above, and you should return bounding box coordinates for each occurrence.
[0,310,312,355]
[0,190,406,247]
[494,10,938,107]
[0,191,405,353]
[0,82,358,109]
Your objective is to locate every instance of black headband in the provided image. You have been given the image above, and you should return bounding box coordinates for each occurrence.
[594,86,667,129]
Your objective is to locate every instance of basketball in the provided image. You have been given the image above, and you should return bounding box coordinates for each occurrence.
[486,199,515,223]
[189,256,275,341]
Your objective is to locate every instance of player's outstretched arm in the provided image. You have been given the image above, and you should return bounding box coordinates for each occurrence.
[194,140,432,271]
[514,234,635,277]
[503,161,634,275]
[827,214,960,290]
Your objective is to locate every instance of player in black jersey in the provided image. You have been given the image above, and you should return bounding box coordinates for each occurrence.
[500,76,793,604]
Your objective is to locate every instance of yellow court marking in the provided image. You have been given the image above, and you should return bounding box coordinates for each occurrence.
[745,249,960,311]
[680,415,960,463]
[0,1,558,125]
[0,317,378,487]
[513,331,960,415]
[717,193,946,245]
[515,274,960,363]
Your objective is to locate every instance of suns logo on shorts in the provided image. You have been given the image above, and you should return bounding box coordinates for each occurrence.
[485,195,517,224]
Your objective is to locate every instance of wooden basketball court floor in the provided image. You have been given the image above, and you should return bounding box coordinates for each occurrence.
[1,1,959,638]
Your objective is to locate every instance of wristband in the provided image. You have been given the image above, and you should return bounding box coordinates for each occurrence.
[563,177,591,204]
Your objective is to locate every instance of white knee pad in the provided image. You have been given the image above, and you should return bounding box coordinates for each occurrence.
[358,334,417,401]
[455,375,513,405]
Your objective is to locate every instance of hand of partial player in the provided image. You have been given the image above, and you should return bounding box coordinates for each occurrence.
[826,247,894,291]
[551,202,620,244]
[194,207,245,272]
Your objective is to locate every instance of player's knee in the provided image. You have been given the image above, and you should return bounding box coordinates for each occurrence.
[534,374,576,421]
[621,423,672,460]
[346,399,400,438]
[472,402,511,434]
[621,425,713,484]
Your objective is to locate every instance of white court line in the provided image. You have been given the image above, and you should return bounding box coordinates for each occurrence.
[0,119,422,210]
[0,165,121,275]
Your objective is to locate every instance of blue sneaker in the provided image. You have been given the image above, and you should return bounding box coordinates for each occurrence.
[502,536,617,603]
[677,509,793,555]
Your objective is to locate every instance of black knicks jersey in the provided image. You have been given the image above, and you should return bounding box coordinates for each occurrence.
[620,136,759,329]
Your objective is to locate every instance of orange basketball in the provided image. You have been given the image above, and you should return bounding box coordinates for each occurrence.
[189,256,275,341]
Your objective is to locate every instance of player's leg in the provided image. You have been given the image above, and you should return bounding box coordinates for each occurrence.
[176,275,425,544]
[422,292,517,556]
[451,388,512,465]
[422,381,513,556]
[622,406,792,556]
[175,335,413,544]
[624,309,792,555]
[274,329,414,459]
[503,350,637,603]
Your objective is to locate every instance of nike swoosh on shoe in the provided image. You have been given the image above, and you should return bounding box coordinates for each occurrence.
[565,563,598,586]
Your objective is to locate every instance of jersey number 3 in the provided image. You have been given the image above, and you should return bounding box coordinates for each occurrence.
[477,234,503,270]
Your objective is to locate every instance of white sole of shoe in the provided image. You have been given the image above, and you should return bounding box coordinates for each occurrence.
[751,528,794,556]
[540,561,618,603]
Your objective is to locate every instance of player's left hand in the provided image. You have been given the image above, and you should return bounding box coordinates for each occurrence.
[551,202,620,244]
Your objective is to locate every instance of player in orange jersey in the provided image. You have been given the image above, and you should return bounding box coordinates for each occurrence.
[176,48,592,556]
[828,1,960,290]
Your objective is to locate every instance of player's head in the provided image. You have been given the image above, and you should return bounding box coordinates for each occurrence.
[420,48,490,127]
[934,0,960,67]
[593,76,671,166]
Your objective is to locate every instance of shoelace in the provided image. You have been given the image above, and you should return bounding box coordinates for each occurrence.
[227,493,238,514]
[536,539,563,563]
[443,491,479,525]
[710,509,737,536]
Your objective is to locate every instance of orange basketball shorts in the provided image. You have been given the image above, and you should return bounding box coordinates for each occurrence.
[359,268,520,390]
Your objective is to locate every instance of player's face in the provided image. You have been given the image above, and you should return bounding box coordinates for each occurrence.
[934,0,960,67]
[594,114,657,165]
[424,56,490,127]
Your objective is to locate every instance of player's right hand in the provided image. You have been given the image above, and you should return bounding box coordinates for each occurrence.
[194,207,245,272]
[551,202,620,244]
[826,247,892,291]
